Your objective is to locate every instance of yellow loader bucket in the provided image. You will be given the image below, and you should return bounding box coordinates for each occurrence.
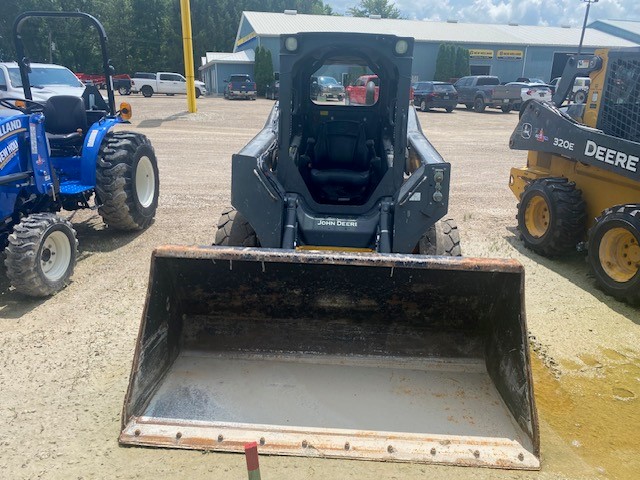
[120,246,539,469]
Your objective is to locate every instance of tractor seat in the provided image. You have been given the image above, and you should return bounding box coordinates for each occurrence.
[309,121,374,194]
[44,95,88,146]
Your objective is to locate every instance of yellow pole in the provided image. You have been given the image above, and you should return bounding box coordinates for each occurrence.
[180,0,197,113]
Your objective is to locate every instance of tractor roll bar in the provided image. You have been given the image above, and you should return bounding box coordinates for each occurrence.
[13,11,116,115]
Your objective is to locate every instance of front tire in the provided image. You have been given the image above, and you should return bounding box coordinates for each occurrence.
[141,86,153,98]
[588,205,640,304]
[420,99,428,112]
[418,218,462,256]
[96,132,159,231]
[5,213,78,297]
[517,177,586,256]
[474,97,486,113]
[215,207,259,246]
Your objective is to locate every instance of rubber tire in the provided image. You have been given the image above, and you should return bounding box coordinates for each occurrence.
[587,205,640,304]
[96,132,159,231]
[141,86,153,98]
[5,213,78,297]
[195,88,201,99]
[501,105,512,113]
[118,86,130,96]
[465,103,474,110]
[474,97,486,113]
[445,106,454,113]
[215,207,259,247]
[517,177,586,257]
[420,99,428,112]
[574,90,587,104]
[418,218,462,256]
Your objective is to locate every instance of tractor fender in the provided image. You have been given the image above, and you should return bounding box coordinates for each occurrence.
[79,117,124,186]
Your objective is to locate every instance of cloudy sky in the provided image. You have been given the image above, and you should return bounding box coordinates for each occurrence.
[330,0,640,27]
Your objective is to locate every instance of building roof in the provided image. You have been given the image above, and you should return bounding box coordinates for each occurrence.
[200,49,254,70]
[589,19,640,43]
[238,11,637,49]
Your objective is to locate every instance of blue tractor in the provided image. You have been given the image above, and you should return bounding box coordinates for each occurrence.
[0,12,159,296]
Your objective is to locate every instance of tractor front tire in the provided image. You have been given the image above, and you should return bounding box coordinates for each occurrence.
[141,86,153,98]
[418,218,462,256]
[96,132,159,231]
[5,213,78,297]
[215,207,259,247]
[517,177,586,256]
[588,205,640,304]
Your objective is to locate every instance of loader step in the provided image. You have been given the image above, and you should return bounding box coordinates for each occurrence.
[59,180,93,194]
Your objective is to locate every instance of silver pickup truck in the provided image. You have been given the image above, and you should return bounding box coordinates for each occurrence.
[454,75,522,113]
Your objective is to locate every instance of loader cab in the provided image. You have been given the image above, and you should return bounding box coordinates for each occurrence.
[277,33,414,207]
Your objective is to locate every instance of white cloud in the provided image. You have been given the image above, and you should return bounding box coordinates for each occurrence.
[329,0,640,27]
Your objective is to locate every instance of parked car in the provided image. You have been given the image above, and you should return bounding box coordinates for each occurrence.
[345,74,379,105]
[223,74,257,100]
[506,82,552,110]
[0,62,85,102]
[453,75,522,113]
[548,76,591,103]
[130,72,206,98]
[311,76,345,101]
[265,80,279,100]
[412,81,458,112]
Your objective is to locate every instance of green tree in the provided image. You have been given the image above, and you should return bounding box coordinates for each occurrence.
[347,0,401,18]
[454,46,470,79]
[254,45,274,96]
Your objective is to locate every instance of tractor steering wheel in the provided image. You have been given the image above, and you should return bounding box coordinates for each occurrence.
[0,97,45,114]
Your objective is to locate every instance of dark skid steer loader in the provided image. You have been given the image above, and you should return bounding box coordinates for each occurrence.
[120,33,539,469]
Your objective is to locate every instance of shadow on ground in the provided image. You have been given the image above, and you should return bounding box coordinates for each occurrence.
[0,214,147,319]
[136,111,189,128]
[504,226,640,325]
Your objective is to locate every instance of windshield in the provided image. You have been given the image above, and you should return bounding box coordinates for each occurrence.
[319,76,339,85]
[434,84,455,92]
[8,66,83,88]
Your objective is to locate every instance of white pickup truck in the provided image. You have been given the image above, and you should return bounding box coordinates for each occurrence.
[0,62,86,102]
[130,72,206,98]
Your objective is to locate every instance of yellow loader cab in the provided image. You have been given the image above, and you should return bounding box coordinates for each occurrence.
[509,48,640,304]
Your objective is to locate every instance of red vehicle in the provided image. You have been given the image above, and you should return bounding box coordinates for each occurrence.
[345,74,379,105]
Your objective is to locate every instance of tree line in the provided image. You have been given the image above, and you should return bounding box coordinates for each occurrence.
[0,0,402,76]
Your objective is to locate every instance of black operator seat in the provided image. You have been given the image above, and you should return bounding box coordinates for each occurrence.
[309,120,375,190]
[43,95,88,146]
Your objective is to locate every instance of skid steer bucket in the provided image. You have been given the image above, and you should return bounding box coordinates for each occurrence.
[120,246,539,469]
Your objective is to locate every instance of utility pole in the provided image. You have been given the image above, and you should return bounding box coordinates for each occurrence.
[180,0,197,113]
[577,0,599,56]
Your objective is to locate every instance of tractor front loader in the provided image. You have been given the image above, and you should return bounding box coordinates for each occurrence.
[120,33,539,470]
[509,48,640,303]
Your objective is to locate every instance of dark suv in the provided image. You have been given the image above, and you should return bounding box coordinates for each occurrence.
[413,81,458,112]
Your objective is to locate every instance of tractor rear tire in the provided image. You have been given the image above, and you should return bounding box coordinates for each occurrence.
[587,205,640,305]
[5,213,78,297]
[418,218,462,256]
[96,132,159,231]
[474,97,486,113]
[141,86,153,98]
[517,177,586,257]
[215,207,259,247]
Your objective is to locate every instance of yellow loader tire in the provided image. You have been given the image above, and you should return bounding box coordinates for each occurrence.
[517,177,586,257]
[588,205,640,305]
[214,207,259,247]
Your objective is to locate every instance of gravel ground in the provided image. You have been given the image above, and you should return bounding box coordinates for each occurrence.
[0,95,638,479]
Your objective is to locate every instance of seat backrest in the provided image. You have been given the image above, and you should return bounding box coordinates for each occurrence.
[44,95,88,135]
[312,120,370,171]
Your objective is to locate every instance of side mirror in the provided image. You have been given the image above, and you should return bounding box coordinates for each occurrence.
[365,81,376,105]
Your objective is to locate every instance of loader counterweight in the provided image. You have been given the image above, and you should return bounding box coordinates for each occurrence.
[120,246,539,469]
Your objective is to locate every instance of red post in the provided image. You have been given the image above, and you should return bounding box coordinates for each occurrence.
[245,442,261,480]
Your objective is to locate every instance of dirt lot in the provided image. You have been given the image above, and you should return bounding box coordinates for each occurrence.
[1,96,638,479]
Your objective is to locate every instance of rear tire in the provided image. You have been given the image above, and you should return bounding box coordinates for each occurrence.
[5,213,78,297]
[418,218,462,256]
[215,207,259,246]
[96,132,159,231]
[574,89,587,104]
[118,86,130,96]
[420,99,428,112]
[588,205,640,304]
[474,97,486,113]
[517,177,586,256]
[141,86,153,98]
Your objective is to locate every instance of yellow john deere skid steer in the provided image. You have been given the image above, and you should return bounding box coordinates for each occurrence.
[120,33,539,470]
[509,47,640,304]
